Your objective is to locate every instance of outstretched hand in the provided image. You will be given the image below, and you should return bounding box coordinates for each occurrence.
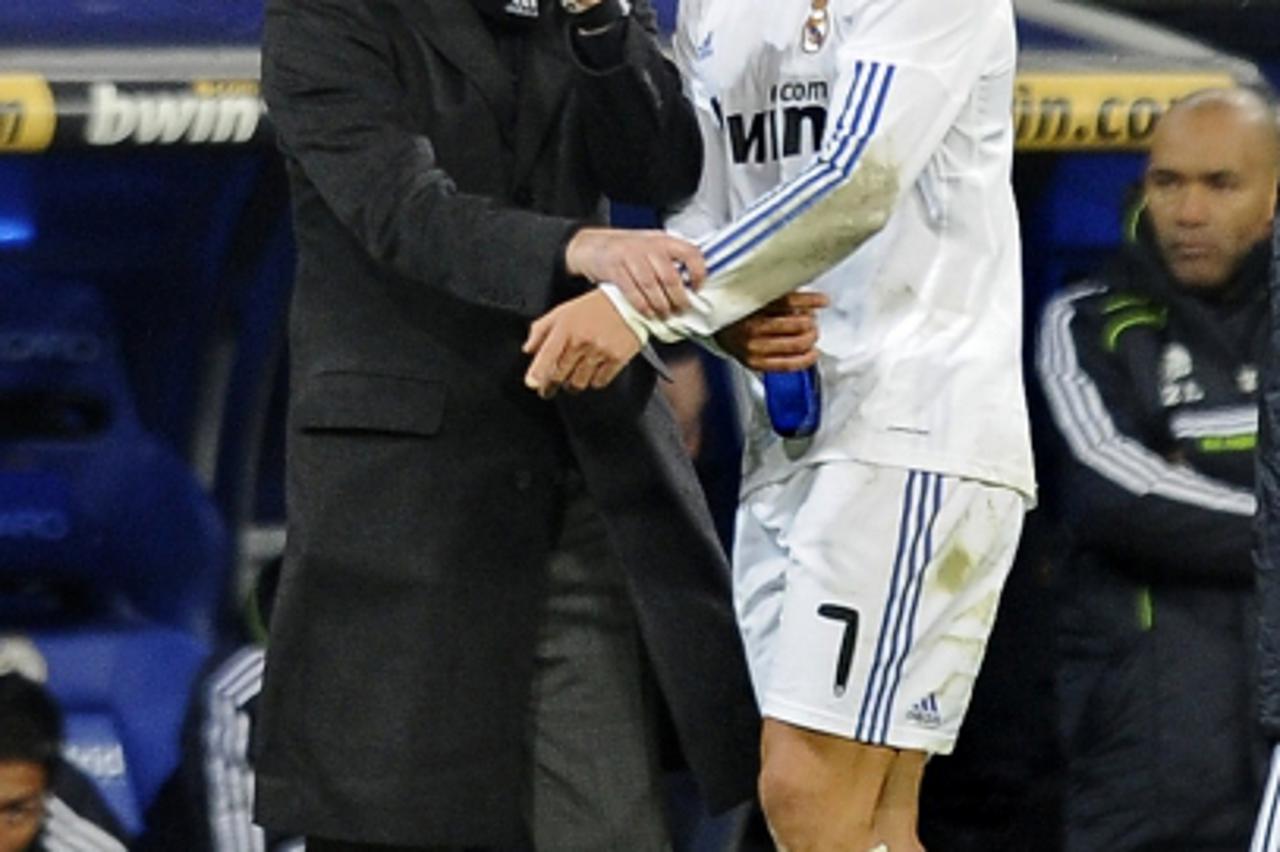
[523,289,644,399]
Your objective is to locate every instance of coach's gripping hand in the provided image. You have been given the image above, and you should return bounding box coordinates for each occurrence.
[715,292,829,372]
[524,290,643,399]
[563,228,706,319]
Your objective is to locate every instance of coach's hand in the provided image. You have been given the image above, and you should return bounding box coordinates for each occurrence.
[563,227,706,319]
[715,292,829,372]
[523,289,644,398]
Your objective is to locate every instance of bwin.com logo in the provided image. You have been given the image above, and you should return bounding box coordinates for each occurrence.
[906,693,942,729]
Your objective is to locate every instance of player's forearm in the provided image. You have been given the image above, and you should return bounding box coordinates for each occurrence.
[1085,500,1254,583]
[603,155,898,344]
[1064,464,1256,583]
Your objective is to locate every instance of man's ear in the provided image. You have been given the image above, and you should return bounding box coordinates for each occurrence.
[1124,194,1149,245]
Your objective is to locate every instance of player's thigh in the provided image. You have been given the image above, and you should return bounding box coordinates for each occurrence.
[732,477,807,700]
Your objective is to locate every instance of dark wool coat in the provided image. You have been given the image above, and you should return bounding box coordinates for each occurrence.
[252,0,760,845]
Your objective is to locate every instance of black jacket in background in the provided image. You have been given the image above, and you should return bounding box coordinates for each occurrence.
[1257,217,1280,740]
[1037,226,1270,852]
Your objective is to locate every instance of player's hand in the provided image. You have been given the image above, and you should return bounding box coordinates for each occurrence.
[523,289,644,398]
[563,227,707,320]
[715,292,829,372]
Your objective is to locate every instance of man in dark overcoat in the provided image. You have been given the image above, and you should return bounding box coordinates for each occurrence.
[252,0,761,849]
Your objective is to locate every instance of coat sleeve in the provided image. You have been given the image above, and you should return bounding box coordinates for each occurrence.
[1037,285,1255,585]
[262,0,699,318]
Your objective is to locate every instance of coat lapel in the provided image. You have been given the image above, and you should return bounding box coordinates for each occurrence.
[398,0,519,143]
[510,16,573,192]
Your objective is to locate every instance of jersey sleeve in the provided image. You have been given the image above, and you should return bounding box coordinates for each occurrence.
[604,0,1012,342]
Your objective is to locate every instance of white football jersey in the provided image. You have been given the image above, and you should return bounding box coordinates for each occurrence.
[606,0,1036,500]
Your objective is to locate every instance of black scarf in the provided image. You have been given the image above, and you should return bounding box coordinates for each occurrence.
[1105,217,1272,445]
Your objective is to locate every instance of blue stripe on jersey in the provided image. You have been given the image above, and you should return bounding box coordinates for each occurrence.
[698,60,868,262]
[876,473,944,741]
[701,61,892,270]
[703,57,877,261]
[700,61,897,277]
[712,66,896,273]
[705,67,895,276]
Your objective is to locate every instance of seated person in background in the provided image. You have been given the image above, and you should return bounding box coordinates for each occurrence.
[139,644,301,852]
[1036,87,1277,852]
[137,560,301,852]
[0,645,128,852]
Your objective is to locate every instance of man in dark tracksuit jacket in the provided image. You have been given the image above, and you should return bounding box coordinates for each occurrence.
[136,644,302,852]
[36,761,131,852]
[1037,88,1276,852]
[0,671,129,852]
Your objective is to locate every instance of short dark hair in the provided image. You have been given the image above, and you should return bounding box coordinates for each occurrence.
[0,674,62,773]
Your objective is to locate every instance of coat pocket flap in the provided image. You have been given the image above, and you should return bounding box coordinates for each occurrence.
[294,372,446,436]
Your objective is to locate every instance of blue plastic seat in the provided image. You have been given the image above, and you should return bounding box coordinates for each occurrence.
[0,276,229,834]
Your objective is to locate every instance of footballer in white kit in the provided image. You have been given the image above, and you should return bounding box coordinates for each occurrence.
[597,0,1038,758]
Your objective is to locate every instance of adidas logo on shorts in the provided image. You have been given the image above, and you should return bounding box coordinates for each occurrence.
[906,693,942,729]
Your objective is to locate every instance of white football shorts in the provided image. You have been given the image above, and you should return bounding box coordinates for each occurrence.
[734,460,1025,754]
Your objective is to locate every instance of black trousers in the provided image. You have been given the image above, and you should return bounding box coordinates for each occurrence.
[312,475,671,852]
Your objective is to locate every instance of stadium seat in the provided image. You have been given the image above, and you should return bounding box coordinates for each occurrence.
[0,276,229,834]
[1017,152,1146,315]
[24,627,209,838]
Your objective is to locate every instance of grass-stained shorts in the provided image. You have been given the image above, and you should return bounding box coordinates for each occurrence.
[734,461,1024,754]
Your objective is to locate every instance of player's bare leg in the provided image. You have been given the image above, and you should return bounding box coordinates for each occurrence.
[871,749,928,851]
[758,718,895,851]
